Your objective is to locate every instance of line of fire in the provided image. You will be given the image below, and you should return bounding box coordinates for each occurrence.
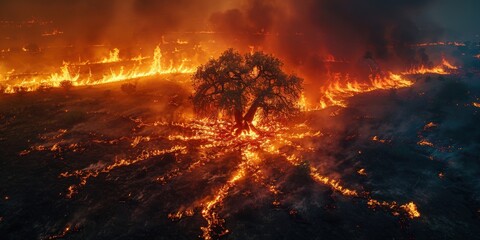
[1,1,480,240]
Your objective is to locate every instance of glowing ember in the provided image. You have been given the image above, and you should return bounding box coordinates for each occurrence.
[18,112,423,239]
[424,122,438,130]
[368,199,421,219]
[0,1,477,239]
[357,168,367,176]
[400,202,421,219]
[60,146,188,198]
[310,170,358,197]
[46,225,72,239]
[418,139,434,147]
[201,161,247,240]
[372,136,389,143]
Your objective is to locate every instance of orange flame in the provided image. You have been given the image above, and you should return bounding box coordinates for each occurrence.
[317,72,412,109]
[402,57,457,75]
[1,46,196,94]
[101,48,121,63]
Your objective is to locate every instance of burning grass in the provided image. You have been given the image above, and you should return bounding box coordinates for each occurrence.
[0,39,479,239]
[1,72,480,239]
[0,75,433,239]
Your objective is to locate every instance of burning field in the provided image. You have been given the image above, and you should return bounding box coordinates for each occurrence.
[1,1,480,239]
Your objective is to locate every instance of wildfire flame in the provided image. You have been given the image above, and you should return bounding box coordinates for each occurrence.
[317,72,412,109]
[100,48,121,63]
[401,57,458,75]
[1,46,196,94]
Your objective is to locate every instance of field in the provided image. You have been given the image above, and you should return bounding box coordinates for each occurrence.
[1,73,479,239]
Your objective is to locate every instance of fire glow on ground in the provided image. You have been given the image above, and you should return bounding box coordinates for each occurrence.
[1,1,480,239]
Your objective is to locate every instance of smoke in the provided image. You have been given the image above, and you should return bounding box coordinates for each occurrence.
[209,0,440,82]
[0,0,233,46]
[0,0,441,82]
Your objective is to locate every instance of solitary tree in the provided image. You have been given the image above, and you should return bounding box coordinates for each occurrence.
[192,49,303,134]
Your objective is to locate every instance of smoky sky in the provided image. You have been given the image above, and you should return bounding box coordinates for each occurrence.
[209,0,443,76]
[0,0,477,79]
[0,0,234,46]
[0,1,473,46]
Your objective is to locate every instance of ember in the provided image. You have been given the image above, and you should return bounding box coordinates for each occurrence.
[1,1,479,240]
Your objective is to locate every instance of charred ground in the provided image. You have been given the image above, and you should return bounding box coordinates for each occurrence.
[0,72,479,239]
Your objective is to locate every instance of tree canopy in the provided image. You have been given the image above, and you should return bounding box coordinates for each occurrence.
[192,49,303,134]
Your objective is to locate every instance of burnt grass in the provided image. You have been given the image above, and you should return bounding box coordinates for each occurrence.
[1,74,480,240]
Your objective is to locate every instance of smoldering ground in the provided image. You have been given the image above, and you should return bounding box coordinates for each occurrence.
[1,1,479,239]
[1,68,480,239]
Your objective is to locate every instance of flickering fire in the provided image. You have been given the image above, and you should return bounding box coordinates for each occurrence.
[2,62,80,93]
[310,55,460,109]
[100,48,121,63]
[2,41,460,115]
[418,139,434,147]
[2,0,477,238]
[1,46,196,94]
[4,24,458,239]
[317,72,412,109]
[368,199,421,219]
[201,160,247,240]
[372,136,389,143]
[424,122,438,130]
[357,168,367,176]
[46,225,72,240]
[441,58,458,70]
[400,202,421,219]
[402,57,458,75]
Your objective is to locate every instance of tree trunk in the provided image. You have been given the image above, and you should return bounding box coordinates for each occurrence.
[233,108,244,135]
[234,108,243,126]
[232,98,261,135]
[243,98,261,123]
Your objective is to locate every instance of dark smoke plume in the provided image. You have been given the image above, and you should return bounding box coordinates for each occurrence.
[209,0,440,82]
[0,0,231,46]
[0,0,440,82]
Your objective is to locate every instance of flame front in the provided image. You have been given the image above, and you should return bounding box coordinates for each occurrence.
[401,57,458,75]
[316,72,413,109]
[1,45,195,93]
